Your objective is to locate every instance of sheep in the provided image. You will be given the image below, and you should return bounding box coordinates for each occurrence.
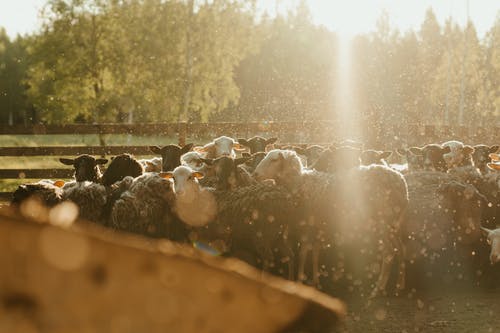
[404,172,491,288]
[474,165,500,229]
[237,136,277,154]
[288,145,326,167]
[311,146,361,173]
[149,143,194,171]
[405,144,451,172]
[59,154,108,182]
[109,172,184,239]
[254,149,409,297]
[473,145,499,174]
[396,148,424,173]
[481,227,500,265]
[164,165,297,279]
[61,181,108,223]
[241,152,267,174]
[164,166,218,227]
[279,145,309,167]
[442,140,475,170]
[11,180,64,208]
[193,135,245,159]
[57,154,145,224]
[138,157,162,173]
[181,151,214,175]
[360,150,392,166]
[200,156,254,191]
[100,153,144,186]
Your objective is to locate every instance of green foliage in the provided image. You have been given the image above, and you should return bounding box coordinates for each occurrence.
[23,0,258,124]
[0,2,498,126]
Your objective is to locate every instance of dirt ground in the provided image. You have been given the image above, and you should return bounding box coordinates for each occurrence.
[341,288,500,333]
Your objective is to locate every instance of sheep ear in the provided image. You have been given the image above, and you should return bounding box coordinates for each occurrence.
[238,138,249,146]
[442,146,451,154]
[150,146,163,154]
[59,158,75,166]
[192,172,204,179]
[200,158,213,165]
[96,158,108,165]
[489,153,500,162]
[489,145,499,154]
[380,151,392,159]
[409,147,422,155]
[266,137,278,145]
[181,143,194,154]
[53,180,65,188]
[235,157,250,166]
[159,172,173,179]
[480,226,492,236]
[463,146,474,155]
[487,163,500,171]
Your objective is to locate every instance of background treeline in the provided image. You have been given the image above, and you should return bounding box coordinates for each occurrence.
[0,0,498,126]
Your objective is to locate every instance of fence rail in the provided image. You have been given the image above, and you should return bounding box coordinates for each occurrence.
[1,121,500,201]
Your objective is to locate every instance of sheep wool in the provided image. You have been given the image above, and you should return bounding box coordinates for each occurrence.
[110,173,181,239]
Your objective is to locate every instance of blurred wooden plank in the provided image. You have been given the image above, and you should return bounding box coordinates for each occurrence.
[0,169,74,179]
[0,146,155,156]
[0,123,179,135]
[0,211,345,333]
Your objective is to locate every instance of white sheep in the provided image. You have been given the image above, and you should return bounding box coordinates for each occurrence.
[193,136,245,159]
[163,166,218,228]
[138,157,163,173]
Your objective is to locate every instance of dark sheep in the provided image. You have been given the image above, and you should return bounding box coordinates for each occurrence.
[200,156,253,191]
[59,154,108,182]
[396,148,424,172]
[62,181,108,223]
[150,143,194,171]
[101,153,144,186]
[360,150,392,166]
[241,152,267,174]
[289,145,326,167]
[238,136,277,154]
[406,144,451,172]
[11,180,64,208]
[254,149,409,297]
[109,173,184,239]
[404,172,492,288]
[311,146,360,173]
[166,165,297,280]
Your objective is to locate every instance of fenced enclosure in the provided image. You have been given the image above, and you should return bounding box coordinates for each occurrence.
[1,121,500,200]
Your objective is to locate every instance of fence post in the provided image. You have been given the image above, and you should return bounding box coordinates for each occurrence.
[178,122,187,146]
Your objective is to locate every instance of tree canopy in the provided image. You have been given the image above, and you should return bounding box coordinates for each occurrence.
[0,1,498,126]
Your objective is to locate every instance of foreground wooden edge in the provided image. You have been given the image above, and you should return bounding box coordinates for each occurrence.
[0,206,346,332]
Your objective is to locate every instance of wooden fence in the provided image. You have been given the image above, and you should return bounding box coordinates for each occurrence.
[1,121,499,200]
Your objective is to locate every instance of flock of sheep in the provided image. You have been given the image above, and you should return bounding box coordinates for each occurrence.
[10,136,500,297]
